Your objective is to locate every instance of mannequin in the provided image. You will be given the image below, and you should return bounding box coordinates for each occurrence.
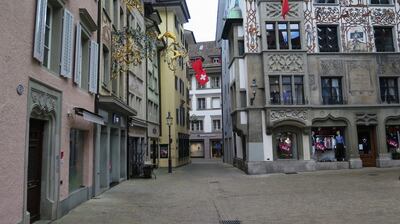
[335,131,345,161]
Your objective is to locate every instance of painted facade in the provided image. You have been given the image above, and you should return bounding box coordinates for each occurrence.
[188,42,223,159]
[217,0,400,174]
[153,0,191,168]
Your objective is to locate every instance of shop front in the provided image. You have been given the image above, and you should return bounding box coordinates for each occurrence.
[311,127,347,162]
[386,125,400,160]
[272,126,303,161]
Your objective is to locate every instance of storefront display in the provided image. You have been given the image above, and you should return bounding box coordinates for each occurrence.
[311,127,346,162]
[386,126,400,160]
[276,132,296,159]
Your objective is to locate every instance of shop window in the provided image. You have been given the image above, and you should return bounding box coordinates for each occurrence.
[275,132,297,159]
[317,25,339,52]
[266,22,301,50]
[374,27,394,52]
[321,77,343,104]
[311,127,346,162]
[269,75,304,105]
[380,77,399,104]
[69,129,85,192]
[386,126,400,159]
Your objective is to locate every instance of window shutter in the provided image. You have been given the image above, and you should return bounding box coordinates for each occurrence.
[60,9,74,78]
[89,40,99,94]
[74,23,82,86]
[33,0,48,62]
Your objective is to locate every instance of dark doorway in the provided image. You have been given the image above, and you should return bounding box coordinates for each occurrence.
[357,126,377,167]
[27,119,45,223]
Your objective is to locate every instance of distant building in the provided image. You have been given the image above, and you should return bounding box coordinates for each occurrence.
[188,42,223,159]
[217,0,400,174]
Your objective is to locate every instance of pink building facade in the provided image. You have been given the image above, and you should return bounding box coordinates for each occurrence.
[0,0,100,223]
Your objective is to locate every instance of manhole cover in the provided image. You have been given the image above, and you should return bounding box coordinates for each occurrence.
[220,220,240,224]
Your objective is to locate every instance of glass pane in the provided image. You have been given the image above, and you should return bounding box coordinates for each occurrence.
[276,132,296,159]
[278,23,289,49]
[266,23,277,49]
[282,76,292,104]
[269,76,280,104]
[69,129,84,192]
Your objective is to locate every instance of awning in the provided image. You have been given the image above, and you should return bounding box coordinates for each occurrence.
[98,95,137,116]
[74,107,105,125]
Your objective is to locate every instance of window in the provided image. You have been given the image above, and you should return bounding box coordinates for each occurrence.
[79,28,91,90]
[213,120,221,131]
[211,76,221,88]
[176,108,179,125]
[197,80,206,89]
[197,98,206,110]
[370,0,390,4]
[43,6,52,68]
[103,45,110,86]
[321,77,343,104]
[212,57,220,64]
[238,39,245,56]
[380,77,399,104]
[374,27,394,52]
[175,76,178,91]
[275,131,297,159]
[180,79,184,95]
[266,22,301,50]
[212,97,221,109]
[315,0,336,3]
[191,120,204,131]
[269,76,304,105]
[69,129,84,192]
[317,25,339,52]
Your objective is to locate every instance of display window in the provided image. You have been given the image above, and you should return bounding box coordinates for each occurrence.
[386,126,400,160]
[275,132,297,159]
[311,127,346,162]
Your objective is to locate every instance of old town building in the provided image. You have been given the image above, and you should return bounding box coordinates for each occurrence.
[188,41,223,159]
[0,0,100,223]
[153,0,191,168]
[217,0,400,174]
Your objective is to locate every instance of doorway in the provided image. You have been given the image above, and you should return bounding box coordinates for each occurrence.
[357,126,377,167]
[27,119,45,223]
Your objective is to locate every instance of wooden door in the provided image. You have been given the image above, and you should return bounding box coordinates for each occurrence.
[357,126,377,167]
[27,119,45,223]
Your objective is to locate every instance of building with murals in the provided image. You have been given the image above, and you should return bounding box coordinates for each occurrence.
[188,41,223,159]
[217,0,400,174]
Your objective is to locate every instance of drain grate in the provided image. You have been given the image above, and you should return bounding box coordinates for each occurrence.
[285,172,298,175]
[220,220,240,224]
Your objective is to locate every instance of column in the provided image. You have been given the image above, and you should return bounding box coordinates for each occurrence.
[347,121,362,169]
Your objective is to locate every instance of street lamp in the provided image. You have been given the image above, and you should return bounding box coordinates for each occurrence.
[166,112,173,173]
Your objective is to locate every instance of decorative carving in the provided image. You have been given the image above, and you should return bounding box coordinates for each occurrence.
[347,60,374,95]
[315,7,340,23]
[356,113,378,126]
[271,110,308,122]
[265,2,300,18]
[320,60,345,76]
[377,56,400,75]
[245,0,259,53]
[267,54,304,72]
[309,74,317,91]
[370,8,396,25]
[31,89,57,114]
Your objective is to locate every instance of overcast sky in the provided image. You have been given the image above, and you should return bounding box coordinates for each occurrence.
[184,0,218,42]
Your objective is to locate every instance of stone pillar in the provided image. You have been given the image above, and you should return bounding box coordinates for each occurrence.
[347,121,362,169]
[376,116,391,167]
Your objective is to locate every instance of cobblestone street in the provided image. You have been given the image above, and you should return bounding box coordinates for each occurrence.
[53,160,400,224]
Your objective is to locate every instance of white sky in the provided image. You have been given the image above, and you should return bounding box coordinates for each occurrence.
[184,0,218,42]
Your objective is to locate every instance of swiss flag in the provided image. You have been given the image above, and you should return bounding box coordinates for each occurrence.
[282,0,289,19]
[192,59,209,86]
